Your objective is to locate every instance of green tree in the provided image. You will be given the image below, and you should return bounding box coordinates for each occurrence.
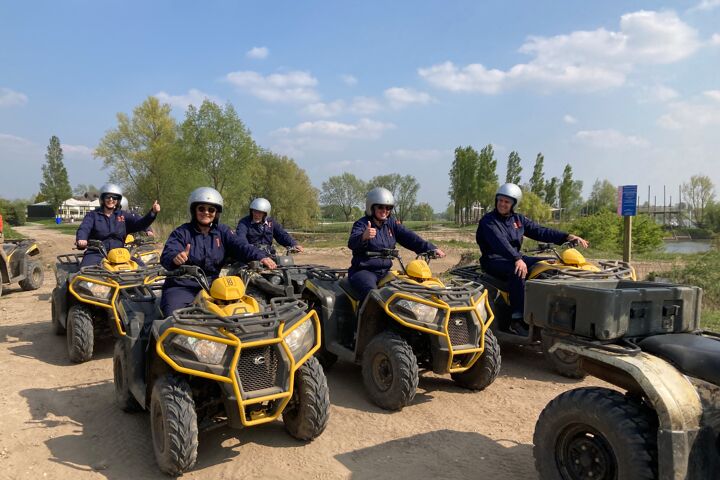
[412,202,434,221]
[73,184,99,199]
[570,211,663,254]
[529,153,546,200]
[559,164,583,220]
[449,146,480,225]
[477,144,499,210]
[95,97,182,218]
[505,151,522,185]
[544,177,559,208]
[519,190,551,223]
[369,173,420,222]
[682,174,715,227]
[586,179,617,214]
[39,135,73,214]
[320,173,366,221]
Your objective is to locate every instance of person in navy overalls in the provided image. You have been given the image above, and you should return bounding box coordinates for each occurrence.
[235,197,304,256]
[75,183,160,267]
[348,187,446,303]
[160,187,277,317]
[477,183,589,334]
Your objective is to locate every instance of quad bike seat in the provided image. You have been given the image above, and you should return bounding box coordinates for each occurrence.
[638,333,720,386]
[339,277,361,301]
[478,272,510,293]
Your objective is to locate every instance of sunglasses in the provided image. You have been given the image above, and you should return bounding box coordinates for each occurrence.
[104,195,120,202]
[375,205,393,211]
[197,205,217,214]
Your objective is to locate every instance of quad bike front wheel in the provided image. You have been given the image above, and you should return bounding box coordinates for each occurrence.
[150,375,198,476]
[541,329,586,379]
[113,340,141,412]
[361,331,419,411]
[66,304,94,363]
[283,356,331,440]
[19,260,44,291]
[451,329,501,390]
[534,387,658,480]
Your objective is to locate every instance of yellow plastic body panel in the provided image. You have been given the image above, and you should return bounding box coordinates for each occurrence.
[210,276,246,301]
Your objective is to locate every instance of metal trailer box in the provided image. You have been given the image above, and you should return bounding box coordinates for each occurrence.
[525,279,703,340]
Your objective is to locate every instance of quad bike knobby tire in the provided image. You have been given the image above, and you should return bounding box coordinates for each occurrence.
[150,375,198,476]
[361,331,419,411]
[50,290,66,335]
[451,329,501,390]
[66,304,94,363]
[283,356,331,440]
[541,329,586,379]
[19,260,44,291]
[533,386,658,480]
[113,340,141,412]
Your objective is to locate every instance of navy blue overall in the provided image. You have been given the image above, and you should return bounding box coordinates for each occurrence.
[235,215,296,255]
[76,208,157,267]
[476,210,567,316]
[160,222,267,317]
[348,215,436,303]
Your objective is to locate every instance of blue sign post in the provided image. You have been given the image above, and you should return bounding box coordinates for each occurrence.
[617,185,637,262]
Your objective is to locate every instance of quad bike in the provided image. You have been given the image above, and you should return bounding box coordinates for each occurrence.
[113,265,330,475]
[304,249,501,411]
[51,239,163,362]
[124,232,162,266]
[450,240,636,379]
[530,278,716,480]
[0,238,44,297]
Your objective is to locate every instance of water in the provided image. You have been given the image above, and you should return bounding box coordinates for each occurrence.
[662,240,713,254]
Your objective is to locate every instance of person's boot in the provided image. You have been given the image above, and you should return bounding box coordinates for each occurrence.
[509,313,529,336]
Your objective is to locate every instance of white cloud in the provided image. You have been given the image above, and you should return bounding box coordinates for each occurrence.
[302,101,346,118]
[0,87,28,107]
[383,148,449,161]
[154,89,221,110]
[705,90,720,101]
[384,87,434,108]
[657,97,720,129]
[712,33,720,46]
[563,114,578,124]
[419,10,700,94]
[274,118,395,139]
[246,46,269,59]
[300,96,384,117]
[574,129,650,148]
[0,133,33,146]
[62,144,94,156]
[689,0,720,12]
[349,96,383,115]
[340,74,358,86]
[225,70,319,103]
[638,84,679,103]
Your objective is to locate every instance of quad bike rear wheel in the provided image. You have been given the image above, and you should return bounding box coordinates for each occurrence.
[283,356,330,440]
[19,260,44,291]
[541,330,586,379]
[150,375,198,476]
[534,387,658,480]
[66,304,94,363]
[362,331,419,411]
[451,329,501,390]
[113,340,141,412]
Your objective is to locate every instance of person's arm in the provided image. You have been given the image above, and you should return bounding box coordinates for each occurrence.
[125,209,157,234]
[521,216,568,245]
[272,221,297,248]
[235,218,251,245]
[160,228,188,271]
[75,213,94,243]
[482,219,522,260]
[348,219,371,250]
[225,228,270,262]
[394,221,436,254]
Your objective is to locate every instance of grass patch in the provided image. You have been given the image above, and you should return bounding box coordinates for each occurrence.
[2,224,24,240]
[702,309,720,333]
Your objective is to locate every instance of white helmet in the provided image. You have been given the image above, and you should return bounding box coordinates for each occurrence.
[365,187,395,216]
[99,183,123,210]
[120,197,128,210]
[188,187,223,219]
[249,197,271,215]
[496,183,522,207]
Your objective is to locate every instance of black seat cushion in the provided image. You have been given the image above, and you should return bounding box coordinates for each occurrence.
[479,273,510,293]
[638,333,720,386]
[339,277,361,300]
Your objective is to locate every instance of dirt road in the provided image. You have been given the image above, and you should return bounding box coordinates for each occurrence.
[0,225,609,479]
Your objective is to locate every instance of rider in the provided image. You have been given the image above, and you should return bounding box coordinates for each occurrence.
[477,183,589,334]
[348,187,446,303]
[75,183,160,267]
[160,187,277,317]
[236,197,303,255]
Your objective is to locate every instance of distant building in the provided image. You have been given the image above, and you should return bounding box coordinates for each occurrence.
[27,198,100,220]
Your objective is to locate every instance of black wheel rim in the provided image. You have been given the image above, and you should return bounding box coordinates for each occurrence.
[556,423,617,480]
[371,353,393,392]
[151,399,166,455]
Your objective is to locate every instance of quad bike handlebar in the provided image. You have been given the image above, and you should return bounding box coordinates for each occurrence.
[524,239,579,259]
[163,265,211,293]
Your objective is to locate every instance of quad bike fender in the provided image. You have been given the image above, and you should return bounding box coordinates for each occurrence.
[303,281,355,363]
[0,249,9,283]
[52,285,69,328]
[551,341,703,480]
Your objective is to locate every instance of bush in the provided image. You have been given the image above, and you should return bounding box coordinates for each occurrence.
[654,249,720,309]
[569,211,663,254]
[0,198,27,226]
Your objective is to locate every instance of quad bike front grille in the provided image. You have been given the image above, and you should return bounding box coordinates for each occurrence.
[447,314,473,346]
[236,345,280,393]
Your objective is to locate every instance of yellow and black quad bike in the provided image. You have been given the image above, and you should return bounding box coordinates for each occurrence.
[113,265,330,475]
[124,232,162,266]
[51,240,163,363]
[530,278,717,480]
[0,238,44,297]
[450,240,636,379]
[304,248,500,411]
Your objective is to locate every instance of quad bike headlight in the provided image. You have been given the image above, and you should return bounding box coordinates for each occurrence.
[77,280,112,299]
[475,302,489,323]
[284,319,315,362]
[171,335,227,365]
[395,299,439,324]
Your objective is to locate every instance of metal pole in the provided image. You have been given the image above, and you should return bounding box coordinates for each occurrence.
[623,216,632,262]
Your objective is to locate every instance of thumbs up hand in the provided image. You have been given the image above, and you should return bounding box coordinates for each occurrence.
[173,243,191,266]
[362,221,377,241]
[152,200,161,213]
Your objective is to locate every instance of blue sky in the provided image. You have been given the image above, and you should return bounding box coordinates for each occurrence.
[1,1,719,211]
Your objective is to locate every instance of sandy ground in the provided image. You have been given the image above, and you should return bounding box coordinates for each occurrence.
[0,224,622,479]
